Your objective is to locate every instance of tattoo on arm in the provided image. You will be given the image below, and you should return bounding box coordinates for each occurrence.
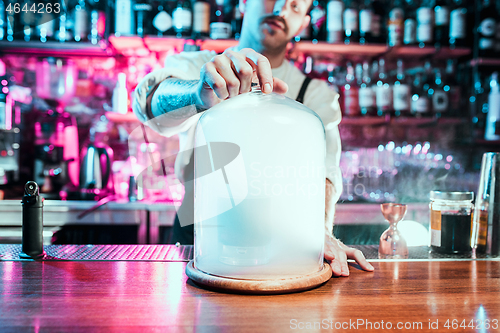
[151,78,202,119]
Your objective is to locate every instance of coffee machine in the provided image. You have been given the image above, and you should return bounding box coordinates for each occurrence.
[0,59,21,185]
[33,58,79,198]
[33,108,79,198]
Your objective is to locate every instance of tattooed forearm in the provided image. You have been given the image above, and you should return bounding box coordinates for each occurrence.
[151,78,202,119]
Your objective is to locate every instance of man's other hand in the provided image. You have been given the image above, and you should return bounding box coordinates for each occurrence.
[324,235,375,277]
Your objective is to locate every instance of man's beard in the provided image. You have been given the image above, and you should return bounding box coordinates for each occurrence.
[259,15,290,53]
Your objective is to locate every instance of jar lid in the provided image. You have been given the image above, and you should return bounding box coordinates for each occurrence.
[430,191,474,201]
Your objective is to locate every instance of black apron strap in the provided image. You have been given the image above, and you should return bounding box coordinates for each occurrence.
[296,77,312,104]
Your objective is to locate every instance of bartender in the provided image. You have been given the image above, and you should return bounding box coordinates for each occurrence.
[133,0,374,276]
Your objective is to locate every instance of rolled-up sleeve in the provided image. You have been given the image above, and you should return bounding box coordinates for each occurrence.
[132,50,215,136]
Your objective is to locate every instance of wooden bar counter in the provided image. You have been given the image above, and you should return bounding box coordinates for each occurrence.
[0,245,499,332]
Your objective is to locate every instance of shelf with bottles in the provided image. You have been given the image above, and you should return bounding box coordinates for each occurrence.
[469,58,500,67]
[341,115,465,126]
[0,40,113,57]
[108,36,150,56]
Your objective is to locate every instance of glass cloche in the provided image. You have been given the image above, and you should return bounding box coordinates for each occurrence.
[193,87,327,280]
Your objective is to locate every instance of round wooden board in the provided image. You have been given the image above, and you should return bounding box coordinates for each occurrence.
[185,260,332,295]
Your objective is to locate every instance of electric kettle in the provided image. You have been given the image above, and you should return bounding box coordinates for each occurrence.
[79,133,114,200]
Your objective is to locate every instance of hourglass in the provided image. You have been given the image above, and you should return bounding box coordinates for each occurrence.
[378,203,409,259]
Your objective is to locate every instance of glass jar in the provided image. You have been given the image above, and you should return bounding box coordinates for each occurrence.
[429,191,474,254]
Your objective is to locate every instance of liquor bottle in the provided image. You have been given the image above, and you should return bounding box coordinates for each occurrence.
[57,8,69,42]
[416,0,433,47]
[393,60,411,116]
[5,0,16,41]
[20,0,35,42]
[433,0,450,47]
[485,72,500,140]
[134,0,153,37]
[496,0,500,54]
[152,0,173,37]
[231,1,242,39]
[387,0,405,47]
[359,61,376,116]
[115,0,134,36]
[37,0,56,42]
[193,0,211,38]
[326,0,343,43]
[449,0,467,48]
[310,0,326,42]
[210,0,230,39]
[445,59,461,116]
[343,0,359,44]
[342,62,360,116]
[478,0,496,57]
[429,68,449,117]
[411,73,430,116]
[173,0,193,38]
[74,0,89,42]
[403,0,417,45]
[89,0,106,43]
[375,59,393,116]
[359,0,373,44]
[371,0,386,43]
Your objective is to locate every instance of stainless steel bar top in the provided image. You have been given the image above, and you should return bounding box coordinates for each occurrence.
[0,244,497,262]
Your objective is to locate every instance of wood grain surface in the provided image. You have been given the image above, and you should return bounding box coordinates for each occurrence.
[0,260,499,332]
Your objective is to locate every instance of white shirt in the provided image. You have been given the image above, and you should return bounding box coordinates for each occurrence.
[133,50,343,206]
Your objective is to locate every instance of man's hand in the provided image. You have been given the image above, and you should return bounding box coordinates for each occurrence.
[324,235,374,277]
[196,48,288,109]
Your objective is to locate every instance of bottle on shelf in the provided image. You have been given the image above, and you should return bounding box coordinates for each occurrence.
[173,0,193,38]
[416,0,434,47]
[192,0,211,38]
[73,0,89,42]
[387,0,405,47]
[310,0,327,42]
[20,0,35,42]
[485,72,500,140]
[445,59,461,117]
[359,61,376,116]
[342,62,360,116]
[449,0,467,48]
[89,0,106,44]
[393,59,411,116]
[343,0,359,44]
[5,0,16,41]
[375,58,393,116]
[433,0,450,47]
[152,0,173,37]
[496,0,500,54]
[210,0,231,39]
[115,0,134,36]
[411,64,431,117]
[0,0,4,41]
[359,0,373,44]
[477,0,496,57]
[371,0,386,43]
[134,0,153,37]
[403,0,417,45]
[56,5,70,42]
[326,0,343,43]
[37,0,56,43]
[429,68,450,117]
[231,0,242,39]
